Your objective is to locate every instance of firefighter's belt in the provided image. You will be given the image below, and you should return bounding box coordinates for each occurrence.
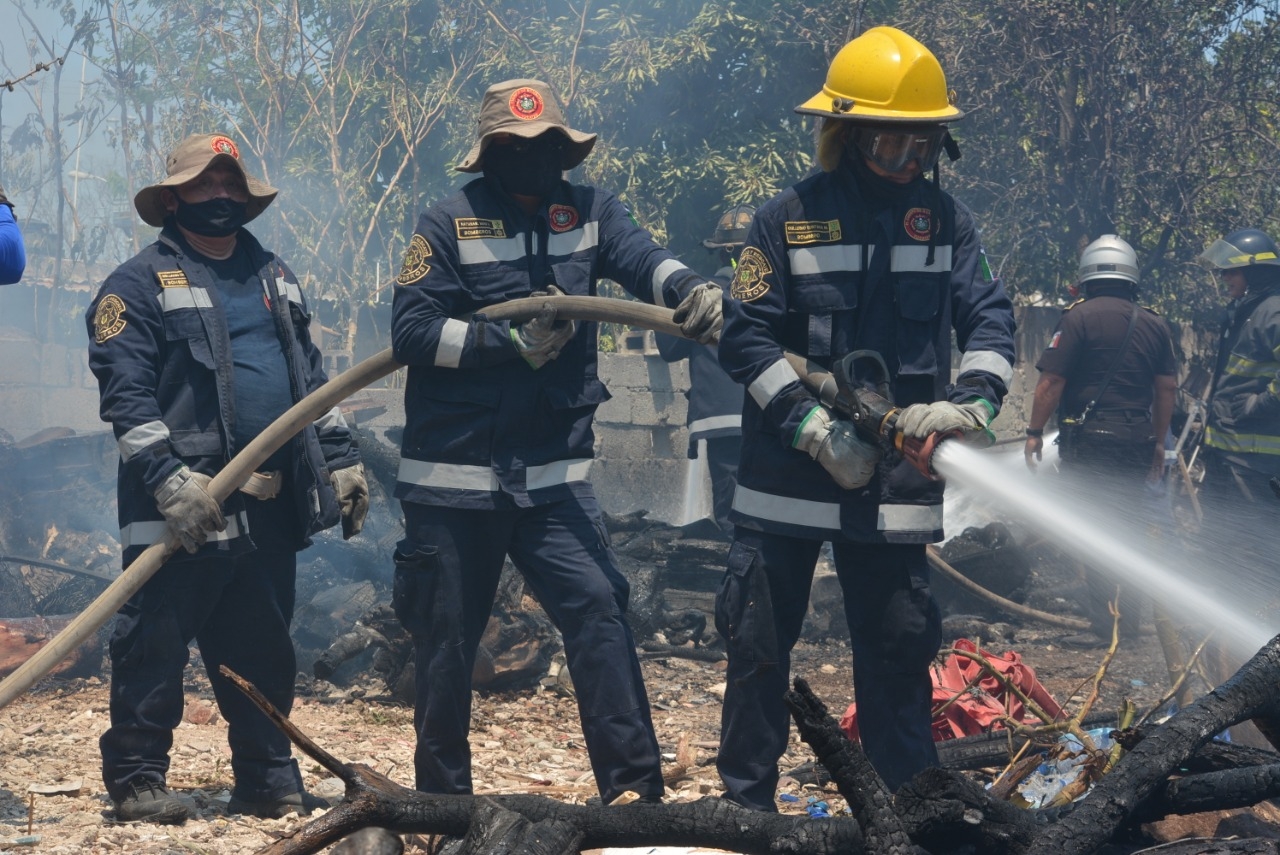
[239,470,282,500]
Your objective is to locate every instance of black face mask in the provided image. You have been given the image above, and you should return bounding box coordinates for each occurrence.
[484,135,565,199]
[174,197,249,237]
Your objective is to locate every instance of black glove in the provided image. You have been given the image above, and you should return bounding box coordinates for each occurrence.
[1232,392,1280,422]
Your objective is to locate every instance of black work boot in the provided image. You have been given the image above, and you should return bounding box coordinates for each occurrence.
[227,790,330,819]
[114,780,190,824]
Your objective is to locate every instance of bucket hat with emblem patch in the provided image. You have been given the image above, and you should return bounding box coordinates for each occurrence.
[457,79,597,174]
[133,133,278,227]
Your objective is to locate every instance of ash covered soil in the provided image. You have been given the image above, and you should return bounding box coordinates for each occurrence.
[0,546,1218,855]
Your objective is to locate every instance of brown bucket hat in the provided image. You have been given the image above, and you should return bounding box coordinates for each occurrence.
[456,79,597,173]
[133,133,278,227]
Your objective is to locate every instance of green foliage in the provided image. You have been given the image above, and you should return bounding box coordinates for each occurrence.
[898,0,1280,323]
[8,0,1278,342]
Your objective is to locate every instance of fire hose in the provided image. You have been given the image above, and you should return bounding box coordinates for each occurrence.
[0,295,981,711]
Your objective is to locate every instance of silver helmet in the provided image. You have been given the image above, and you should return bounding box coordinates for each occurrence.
[1078,234,1139,287]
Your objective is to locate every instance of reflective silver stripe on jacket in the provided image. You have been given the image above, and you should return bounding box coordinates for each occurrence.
[121,511,247,550]
[118,420,170,462]
[457,233,529,266]
[732,485,841,530]
[157,286,214,312]
[652,258,690,307]
[748,358,801,409]
[890,245,953,272]
[688,414,741,434]
[788,244,868,276]
[733,485,943,535]
[877,503,943,533]
[547,222,600,256]
[435,318,469,368]
[397,457,594,492]
[526,458,593,490]
[957,349,1015,387]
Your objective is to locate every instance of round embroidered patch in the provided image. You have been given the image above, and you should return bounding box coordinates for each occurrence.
[904,207,933,242]
[210,136,240,159]
[548,205,579,232]
[94,294,128,343]
[509,87,545,121]
[730,246,772,302]
[396,234,434,285]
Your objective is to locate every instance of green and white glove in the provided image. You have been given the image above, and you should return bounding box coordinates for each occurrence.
[793,405,882,489]
[673,282,723,344]
[155,466,226,554]
[896,399,995,445]
[511,288,576,369]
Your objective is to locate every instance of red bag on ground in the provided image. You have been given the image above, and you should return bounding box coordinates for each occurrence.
[840,638,1065,743]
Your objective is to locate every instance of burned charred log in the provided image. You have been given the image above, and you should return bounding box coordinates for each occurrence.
[1024,632,1280,855]
[453,799,584,855]
[783,677,915,855]
[227,633,1280,855]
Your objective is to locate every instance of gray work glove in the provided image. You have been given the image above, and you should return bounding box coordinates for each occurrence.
[0,182,11,213]
[511,286,576,369]
[896,399,995,445]
[154,466,226,554]
[330,462,370,540]
[673,282,723,344]
[793,405,882,489]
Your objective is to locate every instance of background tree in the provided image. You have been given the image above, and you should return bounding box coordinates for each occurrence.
[899,0,1280,326]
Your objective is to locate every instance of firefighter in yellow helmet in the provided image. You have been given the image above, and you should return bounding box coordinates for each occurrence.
[714,27,1015,807]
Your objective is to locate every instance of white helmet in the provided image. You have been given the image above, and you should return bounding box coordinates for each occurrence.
[1078,235,1139,287]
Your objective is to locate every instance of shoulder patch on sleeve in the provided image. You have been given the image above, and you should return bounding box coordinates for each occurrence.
[396,234,433,285]
[731,246,772,302]
[94,294,128,343]
[1047,330,1062,349]
[156,269,190,289]
[784,220,842,245]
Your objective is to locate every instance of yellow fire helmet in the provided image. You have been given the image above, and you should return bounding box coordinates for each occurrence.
[795,26,964,124]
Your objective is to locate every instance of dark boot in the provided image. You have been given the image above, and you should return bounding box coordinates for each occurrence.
[114,780,190,824]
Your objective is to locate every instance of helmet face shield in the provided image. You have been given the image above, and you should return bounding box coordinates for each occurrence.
[1199,236,1280,271]
[850,125,948,174]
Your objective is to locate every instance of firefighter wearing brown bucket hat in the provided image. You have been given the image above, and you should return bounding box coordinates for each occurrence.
[389,78,722,805]
[86,132,366,823]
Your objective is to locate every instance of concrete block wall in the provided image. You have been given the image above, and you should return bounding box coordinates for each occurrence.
[0,304,1200,522]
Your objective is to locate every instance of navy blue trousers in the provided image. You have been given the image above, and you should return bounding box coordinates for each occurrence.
[397,493,664,804]
[100,498,303,803]
[715,531,942,809]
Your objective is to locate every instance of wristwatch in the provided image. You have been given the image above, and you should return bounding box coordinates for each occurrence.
[1025,427,1044,437]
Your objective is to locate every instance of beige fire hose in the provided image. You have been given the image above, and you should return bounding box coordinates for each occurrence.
[0,294,1020,710]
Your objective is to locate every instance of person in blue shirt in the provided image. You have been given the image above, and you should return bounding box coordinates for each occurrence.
[390,78,722,806]
[86,133,368,824]
[0,183,27,284]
